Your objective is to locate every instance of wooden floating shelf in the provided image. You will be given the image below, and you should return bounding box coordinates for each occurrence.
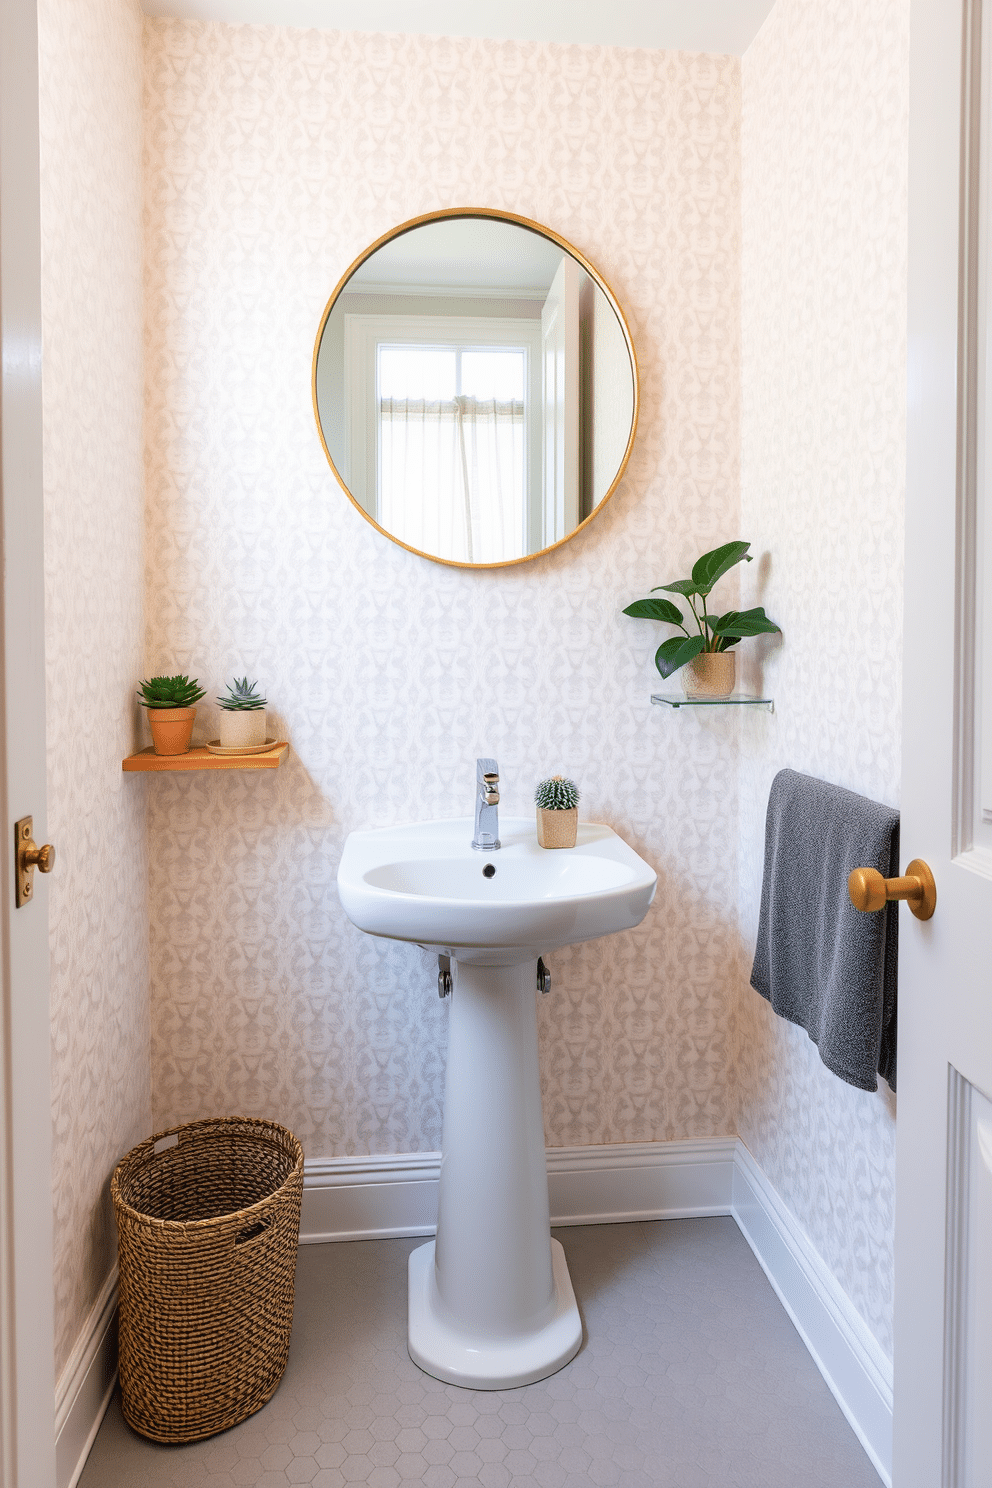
[122,742,289,773]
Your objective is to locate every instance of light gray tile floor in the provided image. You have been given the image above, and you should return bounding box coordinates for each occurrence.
[79,1218,882,1487]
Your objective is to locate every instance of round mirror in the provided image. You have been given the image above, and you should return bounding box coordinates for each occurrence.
[312,209,638,569]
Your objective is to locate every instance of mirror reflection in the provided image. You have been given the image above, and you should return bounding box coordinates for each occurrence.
[313,213,637,567]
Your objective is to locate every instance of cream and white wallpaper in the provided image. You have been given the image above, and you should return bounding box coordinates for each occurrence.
[39,0,151,1379]
[736,0,909,1358]
[141,23,744,1154]
[38,0,912,1388]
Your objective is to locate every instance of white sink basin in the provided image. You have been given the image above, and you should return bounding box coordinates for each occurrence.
[337,816,656,963]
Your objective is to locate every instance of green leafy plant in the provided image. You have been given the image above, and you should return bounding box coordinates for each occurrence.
[137,675,206,710]
[622,540,780,679]
[535,776,580,811]
[217,677,267,712]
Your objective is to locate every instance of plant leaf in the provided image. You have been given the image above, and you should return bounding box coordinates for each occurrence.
[715,636,740,652]
[622,597,684,626]
[653,579,701,597]
[691,541,752,594]
[711,605,780,637]
[654,634,704,679]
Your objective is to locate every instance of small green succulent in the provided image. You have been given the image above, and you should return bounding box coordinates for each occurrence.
[137,675,206,709]
[217,677,267,712]
[535,776,580,811]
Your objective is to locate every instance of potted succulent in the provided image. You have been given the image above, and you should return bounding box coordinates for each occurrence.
[138,675,206,756]
[535,776,580,849]
[622,540,780,697]
[217,677,268,749]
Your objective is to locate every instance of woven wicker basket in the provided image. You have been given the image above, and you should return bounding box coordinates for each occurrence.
[111,1116,304,1443]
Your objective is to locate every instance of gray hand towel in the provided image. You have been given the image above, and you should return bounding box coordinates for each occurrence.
[750,769,899,1092]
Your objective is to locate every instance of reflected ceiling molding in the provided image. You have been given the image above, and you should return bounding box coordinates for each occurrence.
[138,0,778,57]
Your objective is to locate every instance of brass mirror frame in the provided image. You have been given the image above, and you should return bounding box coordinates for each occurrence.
[311,207,640,570]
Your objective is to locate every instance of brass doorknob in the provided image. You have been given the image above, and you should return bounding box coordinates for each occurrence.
[14,816,55,907]
[848,858,936,921]
[24,841,55,873]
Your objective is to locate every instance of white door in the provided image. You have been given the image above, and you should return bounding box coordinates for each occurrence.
[895,1,992,1483]
[541,256,580,545]
[0,0,58,1483]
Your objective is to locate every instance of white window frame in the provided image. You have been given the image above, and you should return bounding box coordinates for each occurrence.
[343,313,542,530]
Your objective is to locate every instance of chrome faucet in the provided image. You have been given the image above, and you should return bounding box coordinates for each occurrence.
[472,757,501,851]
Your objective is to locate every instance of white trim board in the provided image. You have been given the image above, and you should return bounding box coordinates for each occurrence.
[55,1267,118,1488]
[733,1144,893,1487]
[137,1,778,58]
[300,1137,737,1242]
[57,1137,891,1488]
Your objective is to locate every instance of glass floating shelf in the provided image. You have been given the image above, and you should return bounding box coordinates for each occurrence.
[651,694,774,713]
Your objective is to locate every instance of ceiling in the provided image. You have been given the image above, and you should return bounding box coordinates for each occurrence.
[138,0,779,56]
[351,219,564,294]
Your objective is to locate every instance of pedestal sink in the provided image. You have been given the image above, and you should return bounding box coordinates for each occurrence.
[337,815,657,1388]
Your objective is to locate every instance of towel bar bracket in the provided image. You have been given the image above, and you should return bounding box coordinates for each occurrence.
[848,858,936,921]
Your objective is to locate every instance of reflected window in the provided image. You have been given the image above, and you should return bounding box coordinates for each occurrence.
[343,314,541,564]
[378,344,527,564]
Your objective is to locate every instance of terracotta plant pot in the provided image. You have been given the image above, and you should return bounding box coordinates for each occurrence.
[536,806,578,849]
[147,706,196,756]
[682,651,736,699]
[218,709,267,749]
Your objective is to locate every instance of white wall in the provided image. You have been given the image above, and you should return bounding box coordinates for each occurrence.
[737,0,910,1359]
[39,0,151,1379]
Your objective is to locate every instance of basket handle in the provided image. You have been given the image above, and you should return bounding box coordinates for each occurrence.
[235,1217,271,1246]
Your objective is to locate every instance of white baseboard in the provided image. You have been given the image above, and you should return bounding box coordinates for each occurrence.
[58,1137,892,1488]
[546,1138,737,1225]
[732,1141,893,1486]
[301,1152,441,1242]
[55,1266,118,1488]
[299,1137,737,1243]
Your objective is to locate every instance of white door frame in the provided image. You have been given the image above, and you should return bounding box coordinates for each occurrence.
[896,0,992,1482]
[0,0,58,1483]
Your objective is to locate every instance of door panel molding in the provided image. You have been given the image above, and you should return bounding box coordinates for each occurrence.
[942,1066,971,1487]
[953,0,981,860]
[942,1068,992,1486]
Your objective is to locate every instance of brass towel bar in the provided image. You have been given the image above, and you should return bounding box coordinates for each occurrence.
[848,859,936,921]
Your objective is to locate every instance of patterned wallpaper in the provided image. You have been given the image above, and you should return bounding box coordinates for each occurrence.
[736,0,909,1359]
[39,0,151,1379]
[36,1,910,1386]
[142,23,744,1155]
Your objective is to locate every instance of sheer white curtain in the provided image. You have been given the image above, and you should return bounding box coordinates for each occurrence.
[379,395,525,563]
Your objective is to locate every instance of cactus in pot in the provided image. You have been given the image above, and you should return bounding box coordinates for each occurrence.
[535,775,580,849]
[138,675,206,756]
[217,677,268,749]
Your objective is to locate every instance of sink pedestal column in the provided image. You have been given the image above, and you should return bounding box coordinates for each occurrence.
[407,958,582,1388]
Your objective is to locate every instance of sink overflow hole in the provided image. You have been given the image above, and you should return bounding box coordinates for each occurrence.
[482,864,496,878]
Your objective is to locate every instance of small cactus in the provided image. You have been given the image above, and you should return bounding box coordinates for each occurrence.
[217,677,267,711]
[534,776,580,811]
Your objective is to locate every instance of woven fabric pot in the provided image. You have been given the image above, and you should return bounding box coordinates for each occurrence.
[112,1116,304,1443]
[536,806,578,849]
[147,706,196,756]
[682,652,736,698]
